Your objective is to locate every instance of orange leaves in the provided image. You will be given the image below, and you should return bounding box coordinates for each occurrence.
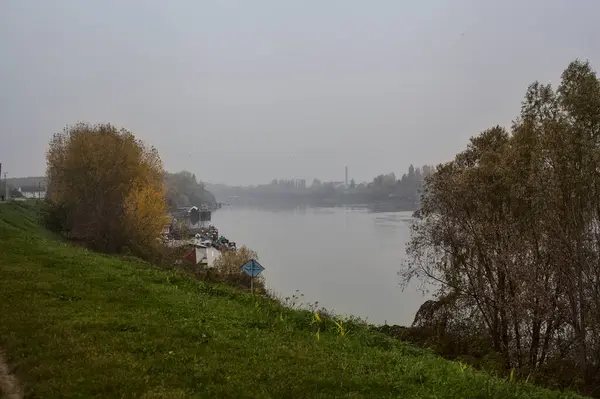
[124,181,169,254]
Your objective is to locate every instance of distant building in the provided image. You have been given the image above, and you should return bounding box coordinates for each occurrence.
[17,187,46,199]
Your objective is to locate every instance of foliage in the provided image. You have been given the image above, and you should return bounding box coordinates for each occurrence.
[210,246,265,291]
[402,59,600,396]
[0,202,583,398]
[164,171,216,209]
[45,122,168,255]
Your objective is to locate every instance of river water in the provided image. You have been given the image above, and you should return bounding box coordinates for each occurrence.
[212,205,427,326]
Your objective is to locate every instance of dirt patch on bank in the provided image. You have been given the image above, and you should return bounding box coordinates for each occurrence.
[0,351,22,399]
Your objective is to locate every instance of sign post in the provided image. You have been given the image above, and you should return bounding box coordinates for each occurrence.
[240,259,265,294]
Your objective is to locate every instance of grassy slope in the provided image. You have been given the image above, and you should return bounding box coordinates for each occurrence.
[0,203,583,398]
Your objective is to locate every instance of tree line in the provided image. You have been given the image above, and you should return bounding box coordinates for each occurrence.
[402,60,600,395]
[207,165,434,210]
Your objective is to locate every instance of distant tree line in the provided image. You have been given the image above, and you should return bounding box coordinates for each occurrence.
[401,60,600,396]
[207,165,433,210]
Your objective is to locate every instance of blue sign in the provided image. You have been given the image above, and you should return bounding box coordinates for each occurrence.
[240,259,265,277]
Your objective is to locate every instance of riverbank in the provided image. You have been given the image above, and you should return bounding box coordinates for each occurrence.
[0,202,582,397]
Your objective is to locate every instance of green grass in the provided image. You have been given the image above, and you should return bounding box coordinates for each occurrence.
[0,202,584,398]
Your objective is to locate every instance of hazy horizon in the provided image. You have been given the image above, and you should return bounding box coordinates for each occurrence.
[2,0,600,185]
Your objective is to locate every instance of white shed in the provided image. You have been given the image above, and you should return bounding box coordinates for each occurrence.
[194,244,220,268]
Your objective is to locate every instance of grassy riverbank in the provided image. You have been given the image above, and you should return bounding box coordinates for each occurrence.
[0,202,583,398]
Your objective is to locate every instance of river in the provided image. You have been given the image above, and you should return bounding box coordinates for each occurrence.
[211,205,427,326]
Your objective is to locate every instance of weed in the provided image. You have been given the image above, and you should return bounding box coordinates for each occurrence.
[332,316,348,338]
[311,311,323,341]
[459,361,469,374]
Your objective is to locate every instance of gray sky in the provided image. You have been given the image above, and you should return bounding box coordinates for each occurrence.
[1,0,600,185]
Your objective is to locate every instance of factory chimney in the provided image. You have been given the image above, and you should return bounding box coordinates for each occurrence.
[345,165,348,188]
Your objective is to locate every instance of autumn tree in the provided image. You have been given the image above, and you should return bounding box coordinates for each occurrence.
[46,122,168,255]
[402,60,600,393]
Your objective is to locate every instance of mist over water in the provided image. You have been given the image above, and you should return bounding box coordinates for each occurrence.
[212,205,427,326]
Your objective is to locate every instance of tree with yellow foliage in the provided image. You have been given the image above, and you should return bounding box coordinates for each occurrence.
[46,122,168,255]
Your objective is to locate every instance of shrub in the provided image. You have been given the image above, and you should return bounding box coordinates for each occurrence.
[209,246,265,291]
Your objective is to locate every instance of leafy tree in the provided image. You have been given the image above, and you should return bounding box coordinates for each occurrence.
[46,122,168,255]
[402,60,600,393]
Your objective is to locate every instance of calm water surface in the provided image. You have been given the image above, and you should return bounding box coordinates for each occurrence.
[212,206,427,326]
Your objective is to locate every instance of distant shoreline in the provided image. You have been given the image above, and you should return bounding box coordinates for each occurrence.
[216,200,419,213]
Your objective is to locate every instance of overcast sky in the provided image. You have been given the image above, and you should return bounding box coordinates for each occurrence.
[1,0,600,185]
